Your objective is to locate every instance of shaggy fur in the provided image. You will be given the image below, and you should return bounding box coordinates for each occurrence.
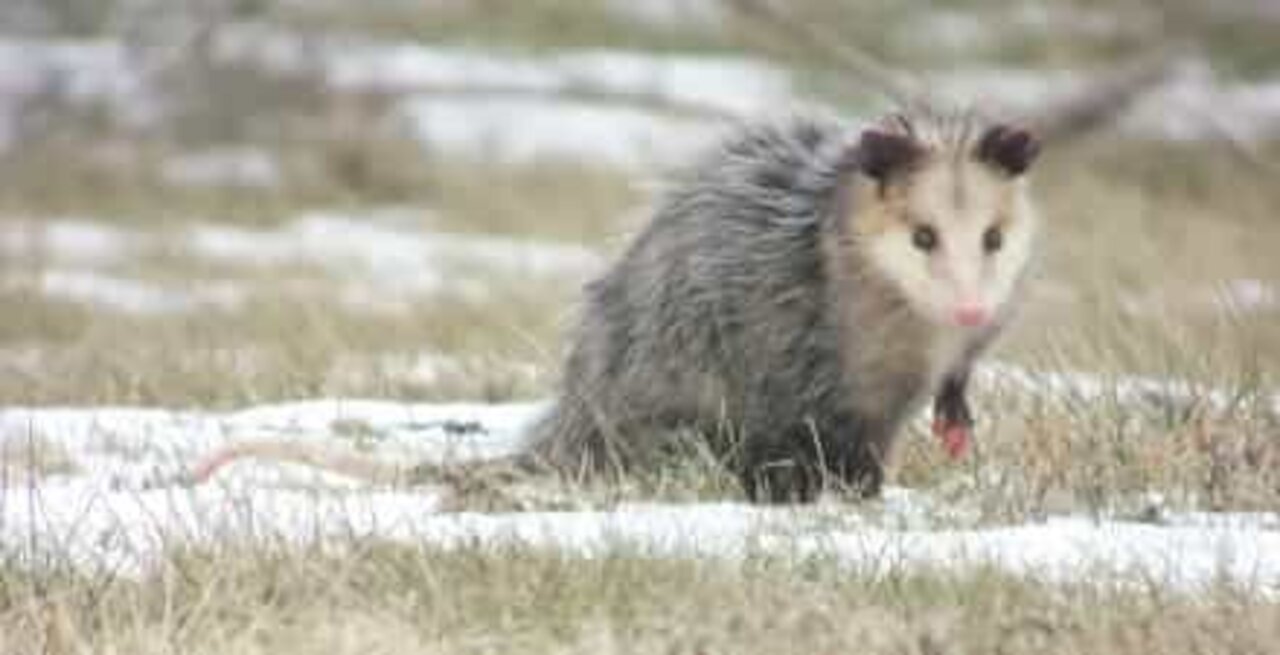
[523,111,1040,502]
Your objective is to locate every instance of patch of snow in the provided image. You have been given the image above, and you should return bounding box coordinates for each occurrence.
[5,28,1280,160]
[330,45,793,117]
[186,210,603,305]
[926,60,1280,143]
[555,50,790,117]
[794,517,1280,592]
[2,399,1278,594]
[0,38,157,146]
[0,40,132,103]
[1214,279,1278,313]
[0,213,603,314]
[1122,279,1280,317]
[0,219,132,267]
[0,400,542,492]
[187,211,601,278]
[1009,3,1144,37]
[227,37,1280,150]
[331,44,791,167]
[980,362,1209,410]
[0,211,601,280]
[603,0,725,30]
[1161,511,1280,531]
[1123,65,1280,143]
[30,270,243,314]
[394,95,722,168]
[203,37,1280,146]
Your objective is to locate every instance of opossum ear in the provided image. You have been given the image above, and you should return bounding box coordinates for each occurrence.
[856,129,924,182]
[975,124,1040,176]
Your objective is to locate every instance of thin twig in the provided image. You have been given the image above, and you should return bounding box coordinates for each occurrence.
[729,0,1190,148]
[1029,45,1186,144]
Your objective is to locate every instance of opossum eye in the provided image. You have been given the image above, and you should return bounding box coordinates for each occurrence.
[983,226,1003,254]
[912,225,938,253]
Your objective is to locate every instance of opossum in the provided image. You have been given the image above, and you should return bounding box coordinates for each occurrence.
[189,109,1041,503]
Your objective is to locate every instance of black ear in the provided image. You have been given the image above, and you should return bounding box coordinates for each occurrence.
[975,124,1040,176]
[856,128,924,182]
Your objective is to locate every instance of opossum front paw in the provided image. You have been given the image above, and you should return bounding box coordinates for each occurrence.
[933,377,975,460]
[931,416,971,460]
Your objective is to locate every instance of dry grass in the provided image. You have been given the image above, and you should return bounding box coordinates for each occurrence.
[0,138,638,241]
[0,281,567,407]
[4,141,1276,398]
[0,432,79,483]
[1,543,1276,655]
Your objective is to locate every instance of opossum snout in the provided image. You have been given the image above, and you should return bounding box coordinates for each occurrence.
[950,303,990,328]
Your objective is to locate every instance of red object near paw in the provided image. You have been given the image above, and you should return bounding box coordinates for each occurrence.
[932,418,971,460]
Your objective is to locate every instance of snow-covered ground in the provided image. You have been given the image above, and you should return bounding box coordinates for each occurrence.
[393,95,723,167]
[0,211,603,314]
[2,365,1277,594]
[3,31,1279,163]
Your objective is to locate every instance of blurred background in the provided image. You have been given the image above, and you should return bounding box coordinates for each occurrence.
[1,0,1277,408]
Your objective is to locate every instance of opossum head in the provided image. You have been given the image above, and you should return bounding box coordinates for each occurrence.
[846,112,1041,330]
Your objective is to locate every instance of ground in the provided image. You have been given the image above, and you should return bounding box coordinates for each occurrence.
[1,1,1279,653]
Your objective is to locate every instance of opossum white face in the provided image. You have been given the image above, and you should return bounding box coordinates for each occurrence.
[848,118,1041,330]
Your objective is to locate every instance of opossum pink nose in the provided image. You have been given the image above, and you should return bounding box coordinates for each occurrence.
[951,304,990,327]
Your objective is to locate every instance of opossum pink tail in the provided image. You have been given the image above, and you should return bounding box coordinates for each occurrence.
[188,440,411,486]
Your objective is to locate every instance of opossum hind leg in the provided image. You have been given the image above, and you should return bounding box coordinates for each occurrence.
[740,433,820,504]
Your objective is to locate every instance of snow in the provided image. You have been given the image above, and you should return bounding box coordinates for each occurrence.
[927,60,1280,143]
[1117,278,1280,317]
[33,270,243,314]
[186,211,601,279]
[1213,279,1279,313]
[0,38,156,147]
[0,212,602,314]
[5,29,1280,163]
[252,35,1280,157]
[603,0,725,29]
[3,365,1279,593]
[353,46,794,167]
[211,29,792,168]
[0,219,132,266]
[328,45,793,118]
[394,95,722,168]
[0,211,603,279]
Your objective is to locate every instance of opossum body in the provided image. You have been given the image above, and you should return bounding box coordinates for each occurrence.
[190,110,1041,503]
[524,110,1041,502]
